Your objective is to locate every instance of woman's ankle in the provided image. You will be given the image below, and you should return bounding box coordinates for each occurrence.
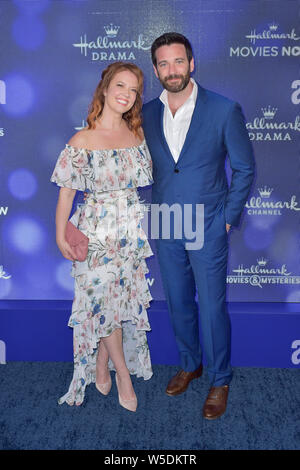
[116,367,130,379]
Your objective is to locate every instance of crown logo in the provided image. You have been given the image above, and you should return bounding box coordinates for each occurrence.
[268,22,279,31]
[104,23,120,38]
[257,258,268,266]
[261,105,277,119]
[258,186,274,198]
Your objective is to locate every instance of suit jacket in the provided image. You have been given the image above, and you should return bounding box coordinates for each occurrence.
[142,83,255,241]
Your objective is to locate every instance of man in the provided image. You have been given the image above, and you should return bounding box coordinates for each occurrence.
[142,32,255,419]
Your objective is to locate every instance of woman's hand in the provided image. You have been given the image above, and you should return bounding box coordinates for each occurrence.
[56,237,77,262]
[55,187,77,260]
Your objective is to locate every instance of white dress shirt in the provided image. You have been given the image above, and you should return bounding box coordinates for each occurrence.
[159,78,198,163]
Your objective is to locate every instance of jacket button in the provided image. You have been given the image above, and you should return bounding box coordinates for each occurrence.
[174,168,179,173]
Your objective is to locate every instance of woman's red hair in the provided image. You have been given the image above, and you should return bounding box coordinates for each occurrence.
[87,62,144,137]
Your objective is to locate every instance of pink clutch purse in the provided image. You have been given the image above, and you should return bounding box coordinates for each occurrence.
[65,221,89,261]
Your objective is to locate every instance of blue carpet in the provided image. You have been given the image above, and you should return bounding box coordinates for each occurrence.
[0,362,299,450]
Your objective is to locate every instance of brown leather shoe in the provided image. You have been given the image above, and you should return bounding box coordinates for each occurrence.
[203,385,229,420]
[165,364,203,396]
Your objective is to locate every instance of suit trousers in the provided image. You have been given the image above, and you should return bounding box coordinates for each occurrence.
[155,233,232,387]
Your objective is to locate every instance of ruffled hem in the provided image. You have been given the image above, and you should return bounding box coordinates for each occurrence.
[58,260,153,406]
[58,318,153,406]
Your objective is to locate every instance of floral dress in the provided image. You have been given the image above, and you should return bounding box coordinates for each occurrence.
[50,140,154,406]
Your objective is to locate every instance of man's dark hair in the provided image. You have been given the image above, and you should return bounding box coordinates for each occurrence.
[151,32,193,67]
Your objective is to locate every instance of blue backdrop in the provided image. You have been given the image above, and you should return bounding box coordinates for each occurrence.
[0,0,299,366]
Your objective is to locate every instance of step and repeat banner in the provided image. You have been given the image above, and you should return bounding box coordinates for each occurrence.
[0,0,299,305]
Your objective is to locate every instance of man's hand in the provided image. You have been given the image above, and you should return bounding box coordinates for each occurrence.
[226,223,231,233]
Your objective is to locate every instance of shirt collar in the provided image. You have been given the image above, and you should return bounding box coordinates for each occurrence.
[159,78,198,108]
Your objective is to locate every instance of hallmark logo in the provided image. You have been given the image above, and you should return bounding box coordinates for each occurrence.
[227,258,300,288]
[258,186,273,198]
[104,23,120,38]
[73,24,151,62]
[246,186,300,216]
[257,257,267,266]
[0,265,11,279]
[246,105,300,141]
[245,23,300,45]
[261,106,277,119]
[0,80,6,104]
[269,23,279,31]
[230,23,300,58]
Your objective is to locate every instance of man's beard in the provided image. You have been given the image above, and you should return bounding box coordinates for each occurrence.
[159,69,191,93]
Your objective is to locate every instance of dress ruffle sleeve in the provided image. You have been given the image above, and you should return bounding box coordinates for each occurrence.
[50,145,94,191]
[50,141,153,193]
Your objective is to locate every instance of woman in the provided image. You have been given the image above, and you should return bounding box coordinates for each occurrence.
[50,62,153,410]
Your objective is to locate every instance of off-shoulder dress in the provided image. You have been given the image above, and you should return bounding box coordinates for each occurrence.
[50,140,153,405]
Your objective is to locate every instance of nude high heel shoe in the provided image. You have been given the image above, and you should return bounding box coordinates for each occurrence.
[115,374,137,412]
[95,374,112,396]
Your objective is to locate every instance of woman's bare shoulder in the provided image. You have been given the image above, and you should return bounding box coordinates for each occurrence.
[67,129,91,149]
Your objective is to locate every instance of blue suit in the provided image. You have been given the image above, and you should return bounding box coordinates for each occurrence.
[143,83,255,386]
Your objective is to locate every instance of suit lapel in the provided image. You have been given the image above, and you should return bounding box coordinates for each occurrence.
[177,84,208,163]
[156,100,175,164]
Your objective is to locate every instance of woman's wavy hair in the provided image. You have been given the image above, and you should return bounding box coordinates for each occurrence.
[87,62,144,136]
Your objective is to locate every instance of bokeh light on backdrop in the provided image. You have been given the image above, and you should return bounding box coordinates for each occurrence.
[0,0,299,304]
